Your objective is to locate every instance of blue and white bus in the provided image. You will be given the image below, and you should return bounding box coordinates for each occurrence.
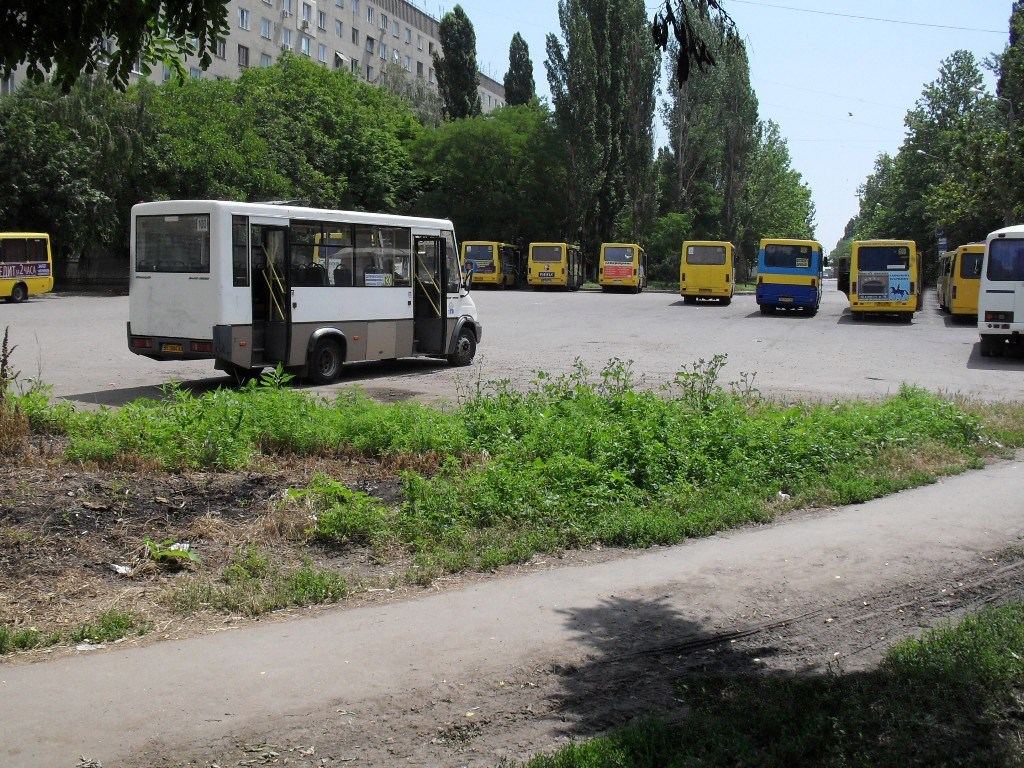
[756,238,824,316]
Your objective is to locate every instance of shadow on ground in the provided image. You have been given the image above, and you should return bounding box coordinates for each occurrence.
[535,596,1023,767]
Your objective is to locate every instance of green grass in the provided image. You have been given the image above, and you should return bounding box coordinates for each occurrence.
[13,358,1024,583]
[523,603,1024,767]
[168,547,349,617]
[0,609,148,655]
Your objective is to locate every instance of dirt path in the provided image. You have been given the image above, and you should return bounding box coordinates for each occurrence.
[2,459,1023,768]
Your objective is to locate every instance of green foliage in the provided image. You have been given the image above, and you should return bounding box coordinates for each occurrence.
[523,603,1024,767]
[171,550,348,617]
[646,212,694,281]
[306,481,393,548]
[504,33,537,106]
[0,625,45,654]
[411,104,567,244]
[145,537,200,567]
[69,609,150,644]
[1,1,230,91]
[433,5,482,120]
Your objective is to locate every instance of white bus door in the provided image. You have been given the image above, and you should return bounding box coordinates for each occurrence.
[413,236,447,355]
[250,223,290,366]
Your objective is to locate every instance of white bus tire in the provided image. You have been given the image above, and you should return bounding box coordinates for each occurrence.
[447,328,477,367]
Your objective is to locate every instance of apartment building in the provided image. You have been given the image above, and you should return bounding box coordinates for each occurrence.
[1,0,506,111]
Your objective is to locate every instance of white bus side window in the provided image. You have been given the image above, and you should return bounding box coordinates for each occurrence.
[380,226,411,287]
[290,221,326,287]
[442,230,460,293]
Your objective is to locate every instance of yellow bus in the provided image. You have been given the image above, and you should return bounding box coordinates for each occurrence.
[599,243,647,293]
[462,241,523,289]
[846,239,921,322]
[1,233,54,303]
[528,242,584,291]
[939,243,984,319]
[680,240,735,305]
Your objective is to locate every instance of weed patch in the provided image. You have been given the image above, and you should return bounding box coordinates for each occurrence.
[0,609,148,655]
[524,603,1024,767]
[169,547,349,617]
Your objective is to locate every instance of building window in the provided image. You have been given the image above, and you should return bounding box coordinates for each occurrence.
[379,42,387,60]
[392,20,398,37]
[238,44,250,68]
[335,19,343,36]
[301,2,312,22]
[239,7,251,29]
[318,43,327,62]
[380,13,388,30]
[366,35,374,53]
[351,0,359,12]
[416,61,423,78]
[428,41,434,55]
[351,59,359,75]
[417,34,422,51]
[405,27,411,44]
[260,52,273,66]
[335,0,343,6]
[300,35,310,55]
[282,27,292,46]
[352,27,359,45]
[282,0,295,13]
[366,6,373,24]
[318,10,327,29]
[190,67,203,79]
[260,17,272,38]
[403,55,410,71]
[367,65,375,81]
[161,66,172,83]
[215,39,226,59]
[428,66,434,84]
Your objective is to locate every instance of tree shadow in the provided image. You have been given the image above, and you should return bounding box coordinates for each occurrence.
[540,596,1022,767]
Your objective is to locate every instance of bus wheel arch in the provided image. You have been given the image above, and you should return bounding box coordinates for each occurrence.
[7,282,28,303]
[307,330,346,384]
[447,323,478,367]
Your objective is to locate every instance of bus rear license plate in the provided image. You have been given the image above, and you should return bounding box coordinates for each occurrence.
[162,343,184,354]
[780,297,794,303]
[540,271,555,279]
[700,288,712,293]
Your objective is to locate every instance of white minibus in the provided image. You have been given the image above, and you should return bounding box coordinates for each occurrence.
[128,201,481,382]
[978,225,1024,358]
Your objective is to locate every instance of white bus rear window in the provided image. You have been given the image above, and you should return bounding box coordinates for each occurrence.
[136,215,211,273]
[988,239,1024,282]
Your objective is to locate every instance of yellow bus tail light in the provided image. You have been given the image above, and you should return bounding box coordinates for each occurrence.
[952,286,957,299]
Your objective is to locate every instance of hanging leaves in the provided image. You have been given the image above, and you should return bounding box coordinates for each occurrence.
[652,0,736,85]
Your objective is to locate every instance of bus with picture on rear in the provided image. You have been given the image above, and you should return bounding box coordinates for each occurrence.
[839,239,921,322]
[978,225,1024,357]
[1,233,54,303]
[938,243,984,320]
[755,238,824,316]
[127,201,481,384]
[680,241,735,305]
[527,242,584,291]
[461,241,523,289]
[598,243,647,293]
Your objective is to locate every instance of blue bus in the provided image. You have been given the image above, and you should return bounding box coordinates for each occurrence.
[756,238,825,316]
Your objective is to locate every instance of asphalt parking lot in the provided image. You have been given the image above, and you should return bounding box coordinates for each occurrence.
[0,282,1020,406]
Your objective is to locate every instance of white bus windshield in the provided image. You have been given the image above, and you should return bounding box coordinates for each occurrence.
[136,215,211,273]
[987,239,1024,281]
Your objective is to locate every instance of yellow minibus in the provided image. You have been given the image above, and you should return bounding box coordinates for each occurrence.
[599,243,647,293]
[462,241,523,289]
[528,242,584,291]
[847,240,921,322]
[680,240,735,304]
[939,243,984,319]
[1,233,54,303]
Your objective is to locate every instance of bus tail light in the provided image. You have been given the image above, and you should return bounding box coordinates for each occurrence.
[986,311,1015,323]
[952,286,957,300]
[851,281,857,294]
[758,275,763,284]
[910,282,916,295]
[131,337,153,350]
[811,278,817,289]
[190,341,214,354]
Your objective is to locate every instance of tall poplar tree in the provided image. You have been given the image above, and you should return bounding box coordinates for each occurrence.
[997,1,1024,224]
[433,5,482,120]
[545,0,659,264]
[504,33,536,106]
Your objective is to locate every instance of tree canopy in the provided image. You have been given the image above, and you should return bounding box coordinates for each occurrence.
[433,5,482,120]
[504,33,536,106]
[0,0,229,91]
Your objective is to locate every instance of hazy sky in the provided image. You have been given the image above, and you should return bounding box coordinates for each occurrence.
[418,0,1014,250]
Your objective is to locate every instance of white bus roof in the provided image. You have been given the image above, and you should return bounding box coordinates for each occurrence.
[132,200,454,231]
[988,224,1024,240]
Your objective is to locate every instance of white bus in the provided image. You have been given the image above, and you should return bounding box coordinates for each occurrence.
[978,224,1024,358]
[128,201,482,382]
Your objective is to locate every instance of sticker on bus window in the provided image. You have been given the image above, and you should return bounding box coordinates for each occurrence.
[687,247,694,255]
[796,257,810,268]
[164,216,179,222]
[196,218,209,232]
[364,273,395,288]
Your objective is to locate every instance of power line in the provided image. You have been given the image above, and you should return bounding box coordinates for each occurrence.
[728,0,1006,35]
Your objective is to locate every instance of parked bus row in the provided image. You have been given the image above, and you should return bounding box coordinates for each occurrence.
[461,241,645,293]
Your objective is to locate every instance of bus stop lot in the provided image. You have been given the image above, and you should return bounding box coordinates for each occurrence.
[0,286,1021,407]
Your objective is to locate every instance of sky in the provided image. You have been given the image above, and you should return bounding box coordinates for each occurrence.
[410,0,1015,250]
